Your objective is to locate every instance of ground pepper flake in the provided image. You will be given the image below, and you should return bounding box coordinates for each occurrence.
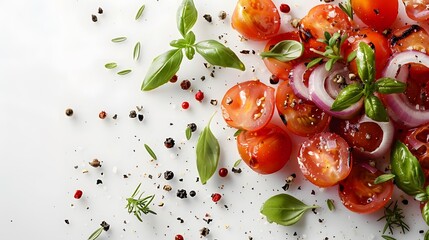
[89,159,101,168]
[200,227,210,237]
[98,7,103,14]
[100,221,110,231]
[203,14,212,23]
[129,110,137,118]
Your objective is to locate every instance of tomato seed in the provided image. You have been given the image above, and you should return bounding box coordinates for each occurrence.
[279,4,290,13]
[175,234,184,240]
[181,101,190,109]
[218,168,228,177]
[211,193,221,202]
[74,190,83,199]
[195,90,204,102]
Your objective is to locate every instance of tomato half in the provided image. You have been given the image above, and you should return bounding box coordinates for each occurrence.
[276,80,331,137]
[298,132,352,187]
[221,80,275,131]
[402,0,429,22]
[403,123,429,180]
[231,0,280,41]
[339,163,393,214]
[351,0,398,31]
[237,124,292,174]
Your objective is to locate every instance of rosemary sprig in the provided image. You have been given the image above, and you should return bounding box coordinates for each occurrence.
[307,31,349,71]
[126,183,156,222]
[377,201,410,235]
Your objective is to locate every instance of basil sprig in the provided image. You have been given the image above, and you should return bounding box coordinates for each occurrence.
[196,115,220,185]
[141,0,245,91]
[260,194,319,226]
[331,42,406,122]
[259,40,304,62]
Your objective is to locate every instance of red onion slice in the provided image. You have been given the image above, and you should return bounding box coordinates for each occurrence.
[358,115,394,159]
[382,51,429,127]
[308,63,363,119]
[289,63,310,100]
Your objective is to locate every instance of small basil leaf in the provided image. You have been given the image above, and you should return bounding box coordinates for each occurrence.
[375,78,407,94]
[105,62,117,69]
[347,50,356,62]
[141,49,183,91]
[422,202,429,226]
[356,42,375,84]
[324,31,331,42]
[259,40,303,62]
[306,57,323,68]
[196,115,220,185]
[185,31,196,45]
[260,194,318,226]
[233,159,242,168]
[88,227,103,240]
[374,173,395,184]
[415,192,429,202]
[185,126,192,140]
[364,95,389,122]
[195,40,245,71]
[391,141,425,196]
[177,0,197,37]
[185,46,195,60]
[170,39,188,48]
[234,129,243,137]
[331,83,364,111]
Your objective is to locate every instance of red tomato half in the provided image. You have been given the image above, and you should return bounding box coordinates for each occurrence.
[352,0,398,31]
[221,80,275,131]
[402,0,429,22]
[298,132,352,187]
[403,123,429,180]
[231,0,280,41]
[339,163,393,214]
[276,80,331,137]
[237,124,292,174]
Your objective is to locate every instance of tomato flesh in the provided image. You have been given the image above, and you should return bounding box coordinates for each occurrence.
[352,0,398,31]
[237,124,292,174]
[402,0,429,22]
[403,123,429,180]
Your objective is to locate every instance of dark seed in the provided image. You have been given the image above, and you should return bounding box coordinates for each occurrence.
[129,110,137,118]
[164,138,175,148]
[65,219,70,224]
[89,159,101,168]
[96,179,103,185]
[218,11,227,20]
[177,189,187,199]
[187,123,197,132]
[189,190,196,197]
[65,108,74,116]
[200,227,210,237]
[203,14,212,23]
[180,80,191,90]
[164,170,174,180]
[91,14,98,22]
[100,221,110,231]
[98,7,103,14]
[138,114,144,121]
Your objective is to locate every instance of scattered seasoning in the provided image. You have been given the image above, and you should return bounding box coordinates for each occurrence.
[111,37,127,43]
[135,4,146,20]
[126,183,157,221]
[91,14,98,22]
[185,126,192,140]
[99,111,107,119]
[96,179,103,185]
[201,76,206,81]
[175,234,184,240]
[144,144,157,160]
[210,99,218,106]
[211,193,222,203]
[177,217,184,223]
[181,101,190,109]
[138,113,144,121]
[218,168,228,177]
[65,219,70,224]
[98,7,103,14]
[187,123,197,132]
[233,159,242,167]
[89,159,101,168]
[129,110,137,118]
[180,80,191,90]
[203,14,212,23]
[200,227,210,237]
[163,185,172,191]
[279,4,291,13]
[65,108,74,117]
[117,69,132,75]
[218,11,227,20]
[74,190,83,199]
[100,221,110,231]
[164,171,174,180]
[327,199,335,211]
[112,114,118,119]
[232,167,242,173]
[269,74,280,84]
[189,190,196,197]
[177,189,187,199]
[195,90,204,102]
[240,50,250,54]
[170,75,178,83]
[133,42,141,61]
[164,138,175,148]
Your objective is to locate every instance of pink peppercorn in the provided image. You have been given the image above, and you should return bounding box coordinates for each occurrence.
[175,234,184,240]
[279,4,291,13]
[74,190,83,199]
[218,168,228,177]
[181,101,190,109]
[211,193,221,203]
[195,90,204,102]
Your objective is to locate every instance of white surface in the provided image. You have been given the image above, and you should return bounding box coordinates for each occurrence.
[0,0,427,239]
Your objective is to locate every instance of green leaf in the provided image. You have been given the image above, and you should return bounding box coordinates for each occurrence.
[331,83,364,111]
[195,40,245,71]
[374,174,395,184]
[170,39,188,48]
[104,62,117,69]
[306,57,323,68]
[391,141,425,196]
[347,50,357,62]
[375,78,407,94]
[381,236,396,240]
[185,46,195,60]
[425,230,429,240]
[141,49,183,91]
[364,95,389,122]
[423,202,429,226]
[415,192,429,202]
[135,4,145,20]
[339,0,353,20]
[112,37,127,43]
[117,69,132,75]
[356,42,375,84]
[177,0,197,37]
[233,159,242,168]
[260,194,318,226]
[144,144,157,160]
[88,227,103,240]
[233,129,243,137]
[134,42,141,61]
[196,115,220,184]
[325,58,337,71]
[259,40,304,62]
[185,126,192,140]
[327,199,335,211]
[185,31,196,45]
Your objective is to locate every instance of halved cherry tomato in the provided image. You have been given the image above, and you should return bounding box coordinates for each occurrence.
[298,132,352,187]
[237,124,292,174]
[342,28,391,78]
[221,80,275,131]
[351,0,398,31]
[339,162,393,214]
[231,0,280,41]
[276,80,331,137]
[403,123,429,180]
[402,0,429,22]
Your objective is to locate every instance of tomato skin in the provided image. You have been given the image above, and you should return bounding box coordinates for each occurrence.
[339,163,393,214]
[402,0,429,22]
[231,0,280,41]
[221,80,275,131]
[351,0,398,31]
[342,28,391,78]
[275,80,331,137]
[237,124,292,174]
[403,123,429,180]
[298,132,352,187]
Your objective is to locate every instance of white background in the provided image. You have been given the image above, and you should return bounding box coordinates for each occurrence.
[0,0,427,239]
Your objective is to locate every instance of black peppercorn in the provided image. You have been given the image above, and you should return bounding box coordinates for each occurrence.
[203,14,212,23]
[65,108,74,116]
[100,221,110,231]
[180,80,191,90]
[164,170,174,180]
[189,190,196,197]
[164,138,175,148]
[98,7,103,14]
[91,14,98,22]
[138,114,144,121]
[187,123,197,132]
[129,110,137,118]
[177,189,187,199]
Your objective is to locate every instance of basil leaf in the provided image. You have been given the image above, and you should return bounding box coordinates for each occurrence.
[196,116,220,184]
[177,0,197,37]
[88,227,103,240]
[356,42,375,84]
[331,83,364,111]
[415,192,429,202]
[260,194,318,226]
[364,95,389,122]
[170,39,188,48]
[104,62,117,69]
[425,230,429,240]
[185,46,195,60]
[374,173,395,184]
[141,49,183,91]
[422,202,429,226]
[185,31,196,45]
[185,126,192,140]
[391,141,425,196]
[259,40,303,62]
[375,78,407,94]
[195,40,245,71]
[233,159,242,167]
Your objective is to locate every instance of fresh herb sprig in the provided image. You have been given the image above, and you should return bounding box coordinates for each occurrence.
[331,42,406,122]
[126,183,156,222]
[307,32,349,71]
[141,0,244,91]
[339,0,353,20]
[377,201,410,235]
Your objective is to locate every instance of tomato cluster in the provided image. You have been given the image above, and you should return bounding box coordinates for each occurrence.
[225,0,429,215]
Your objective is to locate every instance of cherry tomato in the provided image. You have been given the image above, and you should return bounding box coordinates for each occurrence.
[237,124,292,174]
[339,162,393,214]
[402,0,429,22]
[221,80,275,131]
[298,132,352,187]
[276,80,331,137]
[351,0,398,31]
[231,0,280,41]
[342,28,391,78]
[403,123,429,180]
